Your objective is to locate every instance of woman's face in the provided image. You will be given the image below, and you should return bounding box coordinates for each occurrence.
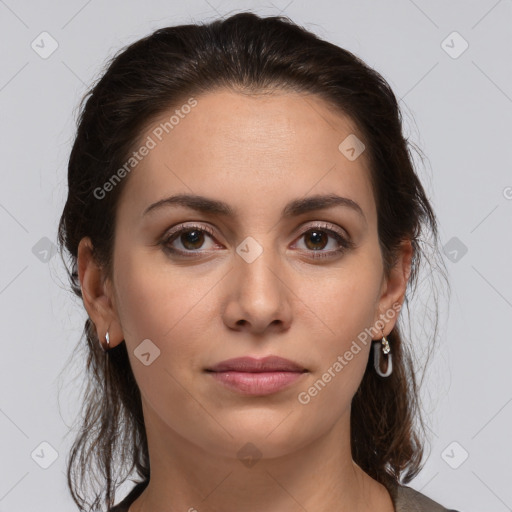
[88,89,410,460]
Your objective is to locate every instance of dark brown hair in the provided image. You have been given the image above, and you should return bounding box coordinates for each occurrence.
[58,11,448,511]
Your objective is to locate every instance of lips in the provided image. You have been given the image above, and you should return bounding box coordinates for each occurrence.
[205,355,307,373]
[205,356,308,396]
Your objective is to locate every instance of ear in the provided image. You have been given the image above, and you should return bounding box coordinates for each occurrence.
[77,237,124,348]
[373,239,413,336]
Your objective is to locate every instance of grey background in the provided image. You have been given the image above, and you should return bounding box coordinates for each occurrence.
[1,1,511,511]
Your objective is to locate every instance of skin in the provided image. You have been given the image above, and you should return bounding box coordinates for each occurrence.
[78,89,412,512]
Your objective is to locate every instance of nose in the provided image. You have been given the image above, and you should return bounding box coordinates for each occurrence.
[222,240,293,335]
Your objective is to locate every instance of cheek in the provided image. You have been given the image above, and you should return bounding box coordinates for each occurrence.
[114,243,180,331]
[299,257,382,338]
[290,271,379,423]
[113,248,220,367]
[112,250,235,450]
[113,257,213,417]
[294,254,382,378]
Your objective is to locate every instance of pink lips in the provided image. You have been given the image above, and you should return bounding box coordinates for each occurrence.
[205,356,308,396]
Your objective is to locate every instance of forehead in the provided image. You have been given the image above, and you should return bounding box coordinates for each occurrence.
[116,89,376,225]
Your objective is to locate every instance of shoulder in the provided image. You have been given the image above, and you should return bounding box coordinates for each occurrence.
[391,484,461,512]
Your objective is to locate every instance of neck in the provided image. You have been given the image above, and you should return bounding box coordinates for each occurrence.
[128,402,394,512]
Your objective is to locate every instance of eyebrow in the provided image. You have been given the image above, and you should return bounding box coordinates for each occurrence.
[142,193,366,223]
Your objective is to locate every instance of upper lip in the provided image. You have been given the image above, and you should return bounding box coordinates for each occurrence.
[206,356,307,373]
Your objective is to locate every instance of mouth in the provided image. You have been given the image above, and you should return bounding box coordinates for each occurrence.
[205,355,308,396]
[205,355,307,373]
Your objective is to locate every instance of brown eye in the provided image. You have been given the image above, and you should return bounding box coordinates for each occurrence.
[162,224,219,257]
[303,229,329,251]
[293,223,355,260]
[179,229,206,250]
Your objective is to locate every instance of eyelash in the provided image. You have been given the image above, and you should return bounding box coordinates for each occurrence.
[161,222,355,260]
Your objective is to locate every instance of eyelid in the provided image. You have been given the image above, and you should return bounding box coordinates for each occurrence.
[292,222,356,255]
[293,220,350,240]
[163,221,351,244]
[161,220,355,261]
[164,222,216,240]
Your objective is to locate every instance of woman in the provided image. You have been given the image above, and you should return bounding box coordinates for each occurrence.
[58,11,460,512]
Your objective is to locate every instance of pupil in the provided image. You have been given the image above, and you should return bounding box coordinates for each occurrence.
[182,230,203,249]
[307,230,326,250]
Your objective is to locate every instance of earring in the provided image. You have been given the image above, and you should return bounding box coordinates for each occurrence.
[101,329,110,352]
[373,330,392,377]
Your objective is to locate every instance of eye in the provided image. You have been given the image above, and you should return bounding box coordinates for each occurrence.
[161,222,354,259]
[161,224,220,257]
[292,222,355,259]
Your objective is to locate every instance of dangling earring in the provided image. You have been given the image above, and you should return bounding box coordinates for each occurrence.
[373,329,392,377]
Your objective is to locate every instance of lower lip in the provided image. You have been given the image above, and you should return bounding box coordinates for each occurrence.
[207,371,306,396]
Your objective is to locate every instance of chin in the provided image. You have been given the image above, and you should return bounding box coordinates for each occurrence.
[195,418,315,462]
